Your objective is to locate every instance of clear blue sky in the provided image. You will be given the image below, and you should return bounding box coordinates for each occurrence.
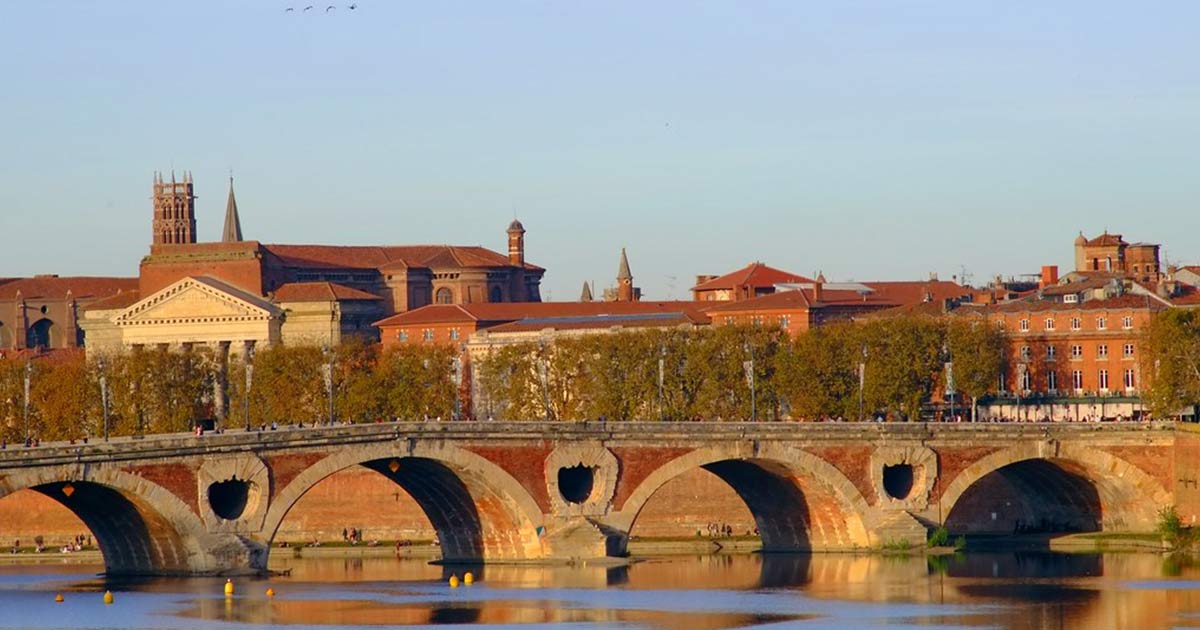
[2,1,1197,299]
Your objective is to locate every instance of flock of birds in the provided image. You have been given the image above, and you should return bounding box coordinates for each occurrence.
[285,4,358,12]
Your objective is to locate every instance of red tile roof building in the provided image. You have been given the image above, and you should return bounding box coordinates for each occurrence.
[0,276,138,353]
[691,262,814,302]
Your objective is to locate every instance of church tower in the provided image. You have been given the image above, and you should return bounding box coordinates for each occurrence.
[507,219,525,266]
[152,171,197,245]
[616,248,636,302]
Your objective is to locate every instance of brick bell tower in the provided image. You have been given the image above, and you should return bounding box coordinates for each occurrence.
[152,171,197,245]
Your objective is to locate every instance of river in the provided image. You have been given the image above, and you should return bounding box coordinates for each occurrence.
[0,551,1198,629]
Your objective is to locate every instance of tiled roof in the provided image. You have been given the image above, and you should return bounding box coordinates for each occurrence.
[486,312,704,334]
[705,287,896,313]
[82,290,142,312]
[860,280,970,306]
[0,276,138,301]
[1084,232,1126,247]
[972,295,1164,314]
[263,244,544,272]
[691,263,813,292]
[273,282,382,302]
[375,301,712,328]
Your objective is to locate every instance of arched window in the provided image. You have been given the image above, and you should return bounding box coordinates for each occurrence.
[26,318,53,349]
[435,288,454,304]
[489,286,503,303]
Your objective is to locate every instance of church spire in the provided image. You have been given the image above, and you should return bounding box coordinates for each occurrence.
[222,176,243,242]
[580,281,594,302]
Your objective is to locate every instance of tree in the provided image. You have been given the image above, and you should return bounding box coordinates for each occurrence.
[1142,309,1200,417]
[944,316,1007,421]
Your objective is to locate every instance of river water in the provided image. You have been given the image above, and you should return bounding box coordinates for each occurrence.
[1,552,1198,629]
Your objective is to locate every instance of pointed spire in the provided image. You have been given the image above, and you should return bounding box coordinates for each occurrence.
[222,176,243,242]
[617,247,632,280]
[580,281,594,302]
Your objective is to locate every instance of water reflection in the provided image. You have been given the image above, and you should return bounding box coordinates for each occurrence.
[4,552,1200,629]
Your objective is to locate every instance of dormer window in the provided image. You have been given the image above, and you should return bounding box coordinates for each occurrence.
[1063,294,1078,304]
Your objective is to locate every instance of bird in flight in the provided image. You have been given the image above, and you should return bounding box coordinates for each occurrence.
[347,3,357,8]
[285,6,294,11]
[303,5,313,11]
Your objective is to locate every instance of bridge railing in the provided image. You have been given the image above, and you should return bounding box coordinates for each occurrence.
[0,419,1179,470]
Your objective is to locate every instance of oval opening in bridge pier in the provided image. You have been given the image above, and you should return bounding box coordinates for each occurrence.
[882,464,915,501]
[208,478,250,520]
[558,465,596,504]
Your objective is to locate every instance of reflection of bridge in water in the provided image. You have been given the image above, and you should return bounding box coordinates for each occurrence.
[0,421,1185,576]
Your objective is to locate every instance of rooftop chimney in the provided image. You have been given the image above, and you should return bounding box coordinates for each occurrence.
[1040,265,1059,289]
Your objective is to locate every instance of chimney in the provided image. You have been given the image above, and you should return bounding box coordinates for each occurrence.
[811,280,823,302]
[1040,265,1059,288]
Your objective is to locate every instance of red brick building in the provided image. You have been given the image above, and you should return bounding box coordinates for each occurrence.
[691,262,814,302]
[0,276,138,353]
[706,283,898,335]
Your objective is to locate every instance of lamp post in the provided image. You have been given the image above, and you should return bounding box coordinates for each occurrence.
[451,355,462,421]
[97,358,109,442]
[858,345,867,422]
[243,346,254,431]
[23,361,31,443]
[322,346,334,425]
[538,339,550,421]
[743,341,756,422]
[657,343,666,421]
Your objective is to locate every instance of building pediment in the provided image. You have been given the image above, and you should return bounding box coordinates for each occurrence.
[115,277,279,327]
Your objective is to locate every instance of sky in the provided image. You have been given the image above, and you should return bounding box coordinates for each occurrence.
[1,1,1198,300]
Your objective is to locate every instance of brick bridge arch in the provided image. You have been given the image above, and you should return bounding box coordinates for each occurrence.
[937,442,1171,534]
[262,441,546,562]
[608,443,872,551]
[0,466,208,575]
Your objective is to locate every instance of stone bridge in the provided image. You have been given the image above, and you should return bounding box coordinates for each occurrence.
[0,421,1191,576]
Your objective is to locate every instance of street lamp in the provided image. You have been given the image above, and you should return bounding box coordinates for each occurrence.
[23,361,32,443]
[858,345,867,422]
[451,355,463,421]
[97,357,109,442]
[243,346,254,431]
[657,343,666,421]
[538,339,550,421]
[743,341,756,422]
[322,346,335,425]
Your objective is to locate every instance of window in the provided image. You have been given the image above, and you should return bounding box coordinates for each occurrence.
[1070,317,1081,331]
[1064,294,1079,304]
[1122,316,1133,330]
[1097,316,1107,330]
[1044,317,1056,331]
[1019,319,1030,332]
[1020,370,1032,391]
[1071,345,1082,359]
[1020,345,1031,360]
[450,328,460,341]
[998,372,1007,392]
[398,330,408,342]
[1099,369,1109,391]
[422,329,434,341]
[489,286,503,303]
[1098,344,1108,359]
[1124,368,1136,390]
[435,288,454,304]
[1046,345,1057,360]
[1123,343,1134,358]
[1072,370,1083,391]
[1047,371,1058,392]
[779,315,790,329]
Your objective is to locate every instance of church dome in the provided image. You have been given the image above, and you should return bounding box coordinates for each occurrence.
[508,219,525,232]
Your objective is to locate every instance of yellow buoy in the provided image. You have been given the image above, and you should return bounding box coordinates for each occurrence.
[463,572,474,585]
[103,590,114,605]
[265,587,275,598]
[224,579,234,597]
[54,593,64,603]
[448,575,460,588]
